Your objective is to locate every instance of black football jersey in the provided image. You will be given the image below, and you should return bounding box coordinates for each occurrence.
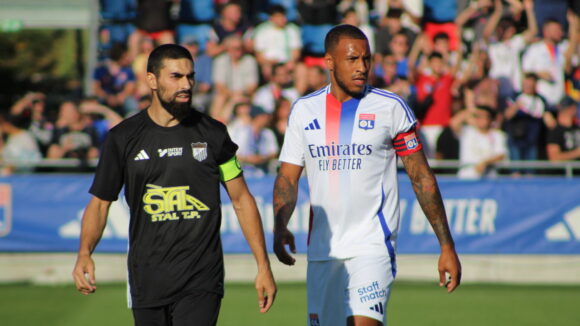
[89,109,239,308]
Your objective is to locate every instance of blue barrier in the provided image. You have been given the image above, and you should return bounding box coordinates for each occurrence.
[0,175,579,254]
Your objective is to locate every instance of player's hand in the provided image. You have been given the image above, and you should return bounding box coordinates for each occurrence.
[273,227,296,265]
[255,267,277,313]
[438,245,462,293]
[72,253,97,295]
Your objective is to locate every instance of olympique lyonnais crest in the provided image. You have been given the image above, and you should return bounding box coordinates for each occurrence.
[191,142,208,162]
[404,133,419,150]
[358,113,375,130]
[0,184,12,237]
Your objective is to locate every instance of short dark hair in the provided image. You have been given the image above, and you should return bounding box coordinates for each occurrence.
[428,51,443,61]
[342,8,357,19]
[272,62,286,76]
[523,72,538,80]
[543,18,561,27]
[109,42,127,62]
[147,44,193,76]
[433,32,449,42]
[269,4,286,16]
[476,105,497,119]
[324,24,368,54]
[386,8,403,18]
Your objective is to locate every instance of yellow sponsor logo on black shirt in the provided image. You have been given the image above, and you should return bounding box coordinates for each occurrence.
[142,184,209,222]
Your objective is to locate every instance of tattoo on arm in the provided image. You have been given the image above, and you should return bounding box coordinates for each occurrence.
[273,174,298,230]
[401,152,455,246]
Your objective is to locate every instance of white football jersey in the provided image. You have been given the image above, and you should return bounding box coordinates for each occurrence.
[280,85,420,272]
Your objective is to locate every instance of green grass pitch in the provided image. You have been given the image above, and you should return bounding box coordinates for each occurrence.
[0,282,578,325]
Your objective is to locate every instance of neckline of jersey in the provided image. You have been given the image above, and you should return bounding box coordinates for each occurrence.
[144,109,185,132]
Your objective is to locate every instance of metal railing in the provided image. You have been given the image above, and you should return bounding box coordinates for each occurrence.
[2,159,580,178]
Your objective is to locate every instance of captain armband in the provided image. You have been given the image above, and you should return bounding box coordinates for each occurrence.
[393,129,422,156]
[219,156,243,182]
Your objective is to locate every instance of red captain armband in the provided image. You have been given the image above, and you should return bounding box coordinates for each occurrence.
[393,129,423,156]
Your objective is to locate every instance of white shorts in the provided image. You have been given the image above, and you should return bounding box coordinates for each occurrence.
[306,255,395,326]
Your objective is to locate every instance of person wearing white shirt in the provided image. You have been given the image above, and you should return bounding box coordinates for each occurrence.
[451,96,508,179]
[484,0,537,96]
[253,5,302,80]
[522,17,572,107]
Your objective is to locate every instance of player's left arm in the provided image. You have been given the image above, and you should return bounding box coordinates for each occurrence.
[400,149,462,293]
[223,175,277,313]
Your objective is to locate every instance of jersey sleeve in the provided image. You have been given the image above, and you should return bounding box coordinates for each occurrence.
[89,130,125,201]
[390,95,422,156]
[278,101,305,166]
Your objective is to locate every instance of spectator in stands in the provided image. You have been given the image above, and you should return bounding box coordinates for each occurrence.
[206,1,252,57]
[253,5,302,81]
[546,97,580,161]
[9,92,54,156]
[452,91,508,179]
[337,0,371,25]
[505,73,555,164]
[564,11,580,107]
[253,63,300,114]
[182,39,213,112]
[0,112,42,175]
[484,0,538,107]
[435,110,461,175]
[78,98,124,146]
[341,8,375,54]
[256,0,299,23]
[409,50,457,157]
[375,4,417,63]
[455,0,496,51]
[387,32,411,78]
[271,97,291,148]
[131,36,155,99]
[461,44,499,110]
[303,65,329,96]
[372,53,411,99]
[93,43,137,116]
[228,102,279,176]
[522,12,578,108]
[47,101,99,161]
[210,35,259,121]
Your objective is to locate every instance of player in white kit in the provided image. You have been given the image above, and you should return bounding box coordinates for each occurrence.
[273,25,461,326]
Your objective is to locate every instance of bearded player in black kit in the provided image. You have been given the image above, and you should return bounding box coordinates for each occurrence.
[72,44,277,326]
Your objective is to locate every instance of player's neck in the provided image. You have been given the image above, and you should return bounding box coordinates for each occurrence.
[330,83,362,103]
[147,99,181,128]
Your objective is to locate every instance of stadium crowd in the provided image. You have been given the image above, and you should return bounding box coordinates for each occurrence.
[2,0,580,178]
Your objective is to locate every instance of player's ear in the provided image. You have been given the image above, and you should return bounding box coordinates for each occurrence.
[146,72,158,91]
[324,53,334,71]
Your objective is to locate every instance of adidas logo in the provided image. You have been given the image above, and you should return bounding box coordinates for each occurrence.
[545,206,580,241]
[369,302,384,315]
[304,118,321,130]
[134,149,150,161]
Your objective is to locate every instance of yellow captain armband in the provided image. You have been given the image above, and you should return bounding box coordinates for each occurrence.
[219,156,243,182]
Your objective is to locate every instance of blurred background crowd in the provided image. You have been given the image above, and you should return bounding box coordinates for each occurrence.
[2,0,580,178]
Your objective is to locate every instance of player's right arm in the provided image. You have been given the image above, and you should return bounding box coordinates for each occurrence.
[273,162,303,266]
[72,196,111,295]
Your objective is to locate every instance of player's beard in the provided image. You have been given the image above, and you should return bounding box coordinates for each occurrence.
[333,70,365,98]
[156,88,192,121]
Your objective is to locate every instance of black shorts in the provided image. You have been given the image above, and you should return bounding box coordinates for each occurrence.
[132,292,221,326]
